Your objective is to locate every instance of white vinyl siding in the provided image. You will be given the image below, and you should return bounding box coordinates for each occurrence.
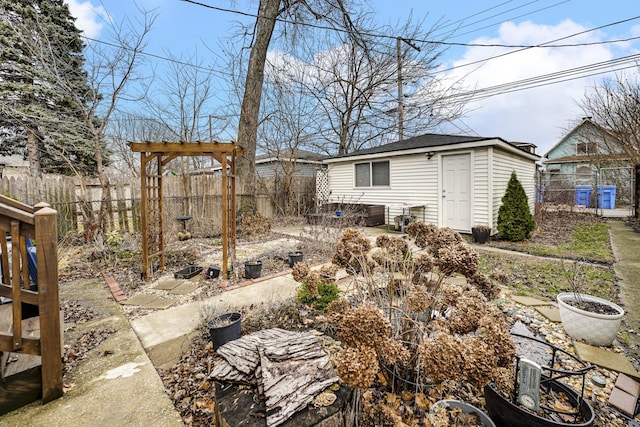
[328,154,437,223]
[472,147,490,228]
[491,148,537,228]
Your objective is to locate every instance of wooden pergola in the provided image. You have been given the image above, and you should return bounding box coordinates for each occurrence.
[129,141,245,279]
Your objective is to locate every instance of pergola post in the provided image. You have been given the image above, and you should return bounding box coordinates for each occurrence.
[130,142,245,280]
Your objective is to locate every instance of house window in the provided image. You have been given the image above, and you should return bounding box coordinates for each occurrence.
[355,161,389,187]
[576,141,597,154]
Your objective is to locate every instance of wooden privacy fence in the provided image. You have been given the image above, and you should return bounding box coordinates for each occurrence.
[0,175,316,237]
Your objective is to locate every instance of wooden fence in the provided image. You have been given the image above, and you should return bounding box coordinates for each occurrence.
[0,174,316,237]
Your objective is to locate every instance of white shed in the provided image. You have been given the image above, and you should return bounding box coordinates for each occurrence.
[322,134,540,233]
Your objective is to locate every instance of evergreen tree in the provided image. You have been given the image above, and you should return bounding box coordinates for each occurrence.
[0,0,104,176]
[497,171,536,241]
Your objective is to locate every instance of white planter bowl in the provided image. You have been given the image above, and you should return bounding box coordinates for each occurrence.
[557,292,624,346]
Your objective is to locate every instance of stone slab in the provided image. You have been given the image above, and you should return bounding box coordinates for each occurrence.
[169,283,199,295]
[574,342,640,379]
[615,373,640,397]
[535,306,561,322]
[120,294,159,306]
[608,387,637,417]
[154,279,184,290]
[143,297,179,310]
[510,295,552,306]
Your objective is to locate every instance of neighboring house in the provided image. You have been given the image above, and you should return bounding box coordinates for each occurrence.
[544,118,631,185]
[196,148,326,178]
[322,133,540,234]
[0,154,29,178]
[254,149,326,179]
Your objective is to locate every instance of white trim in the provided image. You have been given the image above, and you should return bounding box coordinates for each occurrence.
[488,146,494,229]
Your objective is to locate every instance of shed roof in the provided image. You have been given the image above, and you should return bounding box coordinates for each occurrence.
[325,133,539,161]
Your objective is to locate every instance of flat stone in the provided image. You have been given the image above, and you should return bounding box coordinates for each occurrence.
[510,295,552,306]
[608,387,638,417]
[169,283,199,295]
[574,342,640,379]
[120,294,160,306]
[615,373,640,398]
[445,276,467,286]
[154,279,184,290]
[535,306,561,322]
[143,297,179,310]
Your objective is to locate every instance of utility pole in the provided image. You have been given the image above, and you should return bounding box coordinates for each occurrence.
[396,37,421,141]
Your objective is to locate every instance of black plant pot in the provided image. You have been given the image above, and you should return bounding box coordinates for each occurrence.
[206,265,221,279]
[207,312,242,350]
[288,251,304,268]
[484,381,595,427]
[472,227,491,244]
[244,260,262,279]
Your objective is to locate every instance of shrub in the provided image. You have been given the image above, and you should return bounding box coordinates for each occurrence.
[497,172,536,241]
[296,281,340,311]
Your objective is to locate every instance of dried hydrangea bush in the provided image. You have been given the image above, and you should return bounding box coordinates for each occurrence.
[325,223,516,419]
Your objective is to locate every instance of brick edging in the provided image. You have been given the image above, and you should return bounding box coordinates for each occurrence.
[101,272,128,303]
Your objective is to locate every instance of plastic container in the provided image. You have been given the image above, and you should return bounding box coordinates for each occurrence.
[206,265,221,279]
[597,185,617,209]
[243,260,262,279]
[207,312,242,350]
[288,252,304,268]
[574,185,592,207]
[174,265,203,279]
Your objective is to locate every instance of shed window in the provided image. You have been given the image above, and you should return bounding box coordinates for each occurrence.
[355,161,389,187]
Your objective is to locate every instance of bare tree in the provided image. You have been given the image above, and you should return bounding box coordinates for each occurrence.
[580,69,640,167]
[269,15,465,156]
[28,7,157,240]
[106,113,170,178]
[211,0,366,211]
[257,73,319,215]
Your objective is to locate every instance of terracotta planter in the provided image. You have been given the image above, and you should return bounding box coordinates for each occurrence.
[557,292,624,346]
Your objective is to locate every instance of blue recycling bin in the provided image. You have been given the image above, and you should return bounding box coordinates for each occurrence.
[597,185,617,209]
[574,185,592,207]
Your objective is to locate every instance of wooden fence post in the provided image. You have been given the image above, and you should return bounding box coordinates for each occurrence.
[34,203,63,403]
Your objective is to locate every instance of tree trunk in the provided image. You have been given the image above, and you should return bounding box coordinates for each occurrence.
[236,0,281,211]
[26,127,41,179]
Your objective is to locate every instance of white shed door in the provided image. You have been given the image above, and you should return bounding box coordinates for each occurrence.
[442,153,471,231]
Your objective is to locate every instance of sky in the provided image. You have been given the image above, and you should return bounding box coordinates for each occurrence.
[64,0,640,156]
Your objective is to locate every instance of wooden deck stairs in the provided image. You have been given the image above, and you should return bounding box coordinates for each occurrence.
[0,196,62,415]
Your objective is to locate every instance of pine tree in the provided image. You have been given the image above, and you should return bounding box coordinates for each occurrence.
[497,171,536,241]
[0,0,103,176]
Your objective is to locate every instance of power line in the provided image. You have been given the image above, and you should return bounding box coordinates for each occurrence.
[180,0,639,49]
[444,53,640,102]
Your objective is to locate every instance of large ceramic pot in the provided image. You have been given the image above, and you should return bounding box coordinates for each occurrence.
[484,380,595,427]
[557,292,624,346]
